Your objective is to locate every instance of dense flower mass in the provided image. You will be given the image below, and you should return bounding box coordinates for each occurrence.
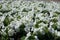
[0,0,60,40]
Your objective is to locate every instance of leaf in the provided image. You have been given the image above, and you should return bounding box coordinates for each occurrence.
[35,20,43,28]
[50,18,58,23]
[51,23,58,30]
[28,35,35,40]
[41,10,50,16]
[20,36,25,40]
[54,11,60,15]
[22,8,28,12]
[39,3,46,8]
[17,16,21,20]
[3,15,13,26]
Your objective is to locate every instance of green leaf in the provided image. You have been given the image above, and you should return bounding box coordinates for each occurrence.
[43,27,49,33]
[19,24,25,30]
[0,9,11,13]
[54,11,60,15]
[41,10,50,16]
[20,36,25,40]
[22,8,28,12]
[39,3,46,8]
[43,21,48,24]
[51,23,58,30]
[17,16,21,20]
[36,31,44,40]
[28,35,35,40]
[50,18,58,23]
[35,20,43,28]
[3,16,10,26]
[53,13,58,17]
[19,24,26,37]
[35,20,48,28]
[3,15,13,26]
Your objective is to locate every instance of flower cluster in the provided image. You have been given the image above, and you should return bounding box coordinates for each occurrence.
[0,0,60,40]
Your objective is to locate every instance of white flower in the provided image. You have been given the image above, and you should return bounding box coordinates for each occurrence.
[34,28,39,33]
[35,36,39,40]
[48,27,55,34]
[1,29,6,36]
[57,31,60,36]
[8,29,15,36]
[25,32,31,40]
[50,22,54,26]
[0,0,60,39]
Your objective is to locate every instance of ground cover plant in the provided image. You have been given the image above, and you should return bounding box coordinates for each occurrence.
[0,0,60,40]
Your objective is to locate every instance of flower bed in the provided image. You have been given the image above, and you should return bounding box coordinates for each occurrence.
[0,0,60,40]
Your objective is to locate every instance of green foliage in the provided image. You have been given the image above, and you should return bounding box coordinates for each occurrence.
[35,20,43,28]
[39,3,46,8]
[36,31,45,40]
[35,27,58,40]
[56,36,60,40]
[41,10,50,16]
[54,11,60,15]
[19,24,25,31]
[37,30,56,40]
[0,9,11,13]
[52,13,58,17]
[22,8,32,12]
[43,27,49,33]
[20,36,26,40]
[35,20,48,28]
[19,24,26,37]
[17,16,21,20]
[51,23,58,30]
[3,15,13,26]
[50,18,58,23]
[3,15,10,26]
[28,35,35,40]
[1,28,9,40]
